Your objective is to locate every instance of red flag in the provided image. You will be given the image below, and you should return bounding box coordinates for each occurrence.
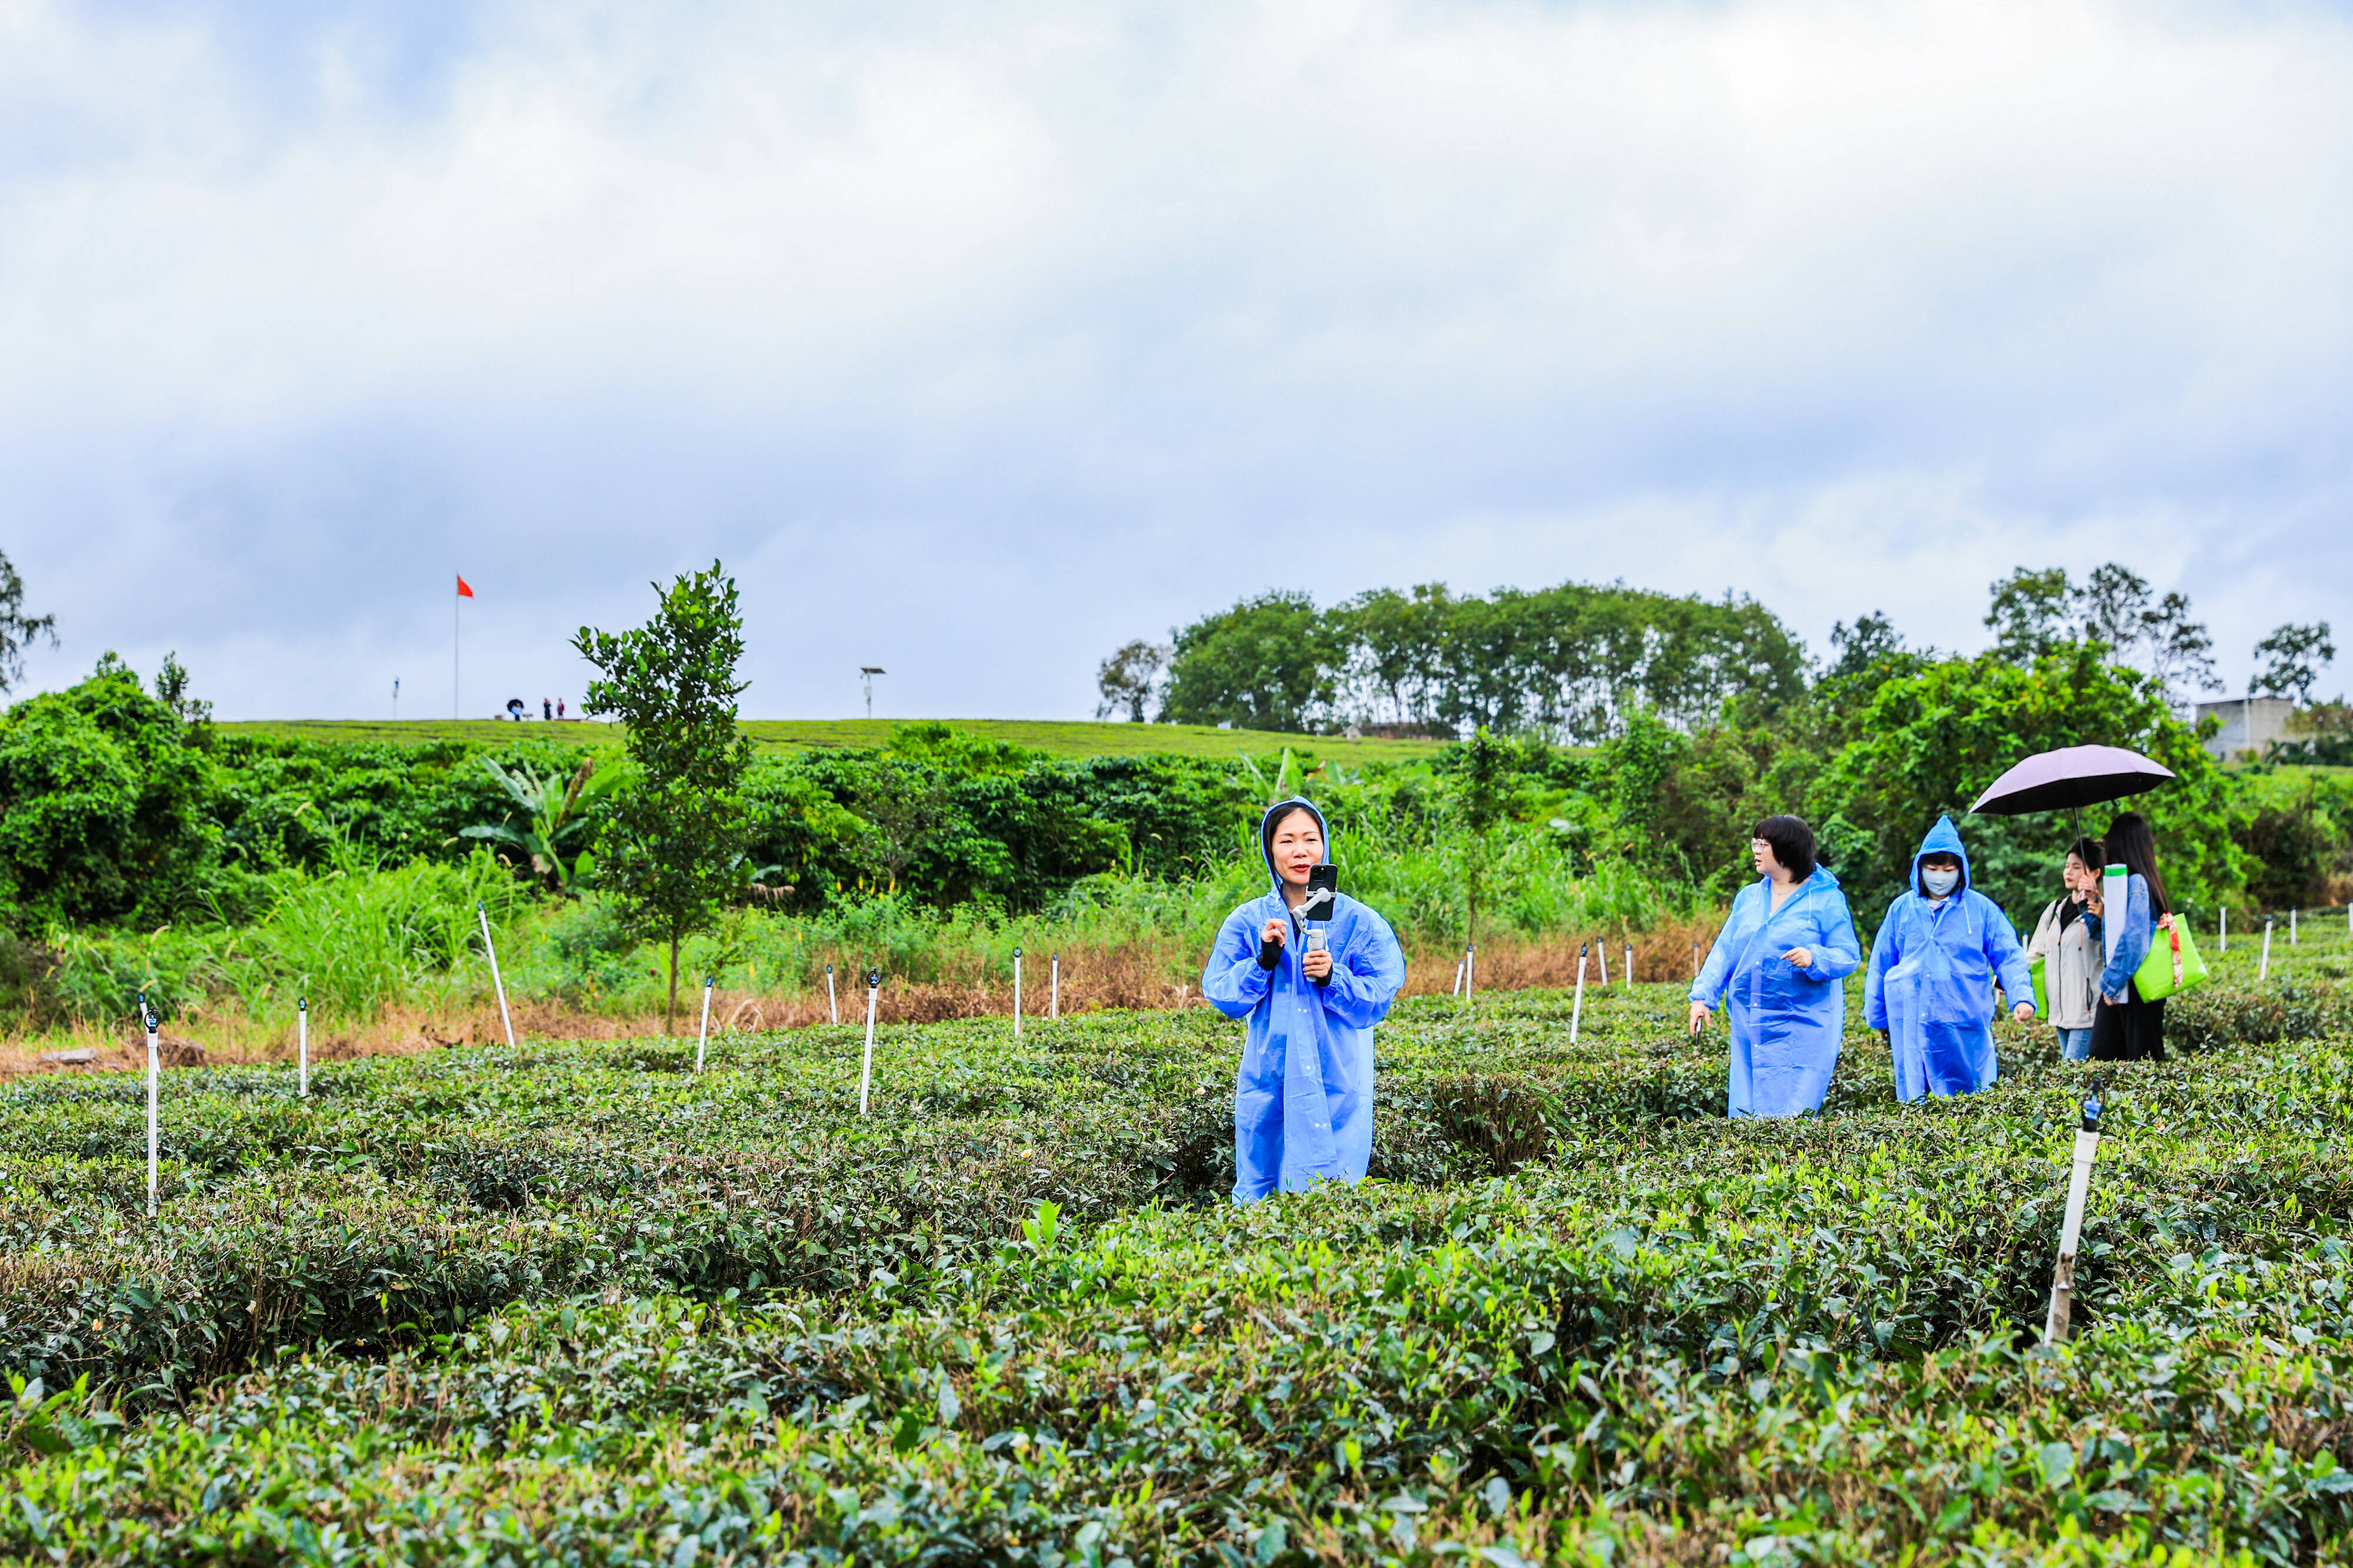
[456,575,475,599]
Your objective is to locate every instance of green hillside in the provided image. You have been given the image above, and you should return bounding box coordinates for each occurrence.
[218,716,1451,764]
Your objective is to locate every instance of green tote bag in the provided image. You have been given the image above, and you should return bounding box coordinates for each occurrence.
[2131,913,2208,1002]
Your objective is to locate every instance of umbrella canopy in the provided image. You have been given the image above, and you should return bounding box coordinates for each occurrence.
[1968,745,2175,816]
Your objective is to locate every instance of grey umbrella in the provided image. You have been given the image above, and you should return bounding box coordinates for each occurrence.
[1967,745,2175,817]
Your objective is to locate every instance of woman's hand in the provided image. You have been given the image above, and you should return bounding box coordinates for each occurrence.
[1302,949,1333,981]
[2104,990,2126,1007]
[1687,1001,1711,1036]
[1261,919,1287,949]
[2012,1002,2035,1023]
[1781,947,1813,968]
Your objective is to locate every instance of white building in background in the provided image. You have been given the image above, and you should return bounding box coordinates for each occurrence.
[2194,695,2295,759]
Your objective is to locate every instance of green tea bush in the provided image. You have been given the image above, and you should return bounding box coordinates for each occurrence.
[5,982,2352,1563]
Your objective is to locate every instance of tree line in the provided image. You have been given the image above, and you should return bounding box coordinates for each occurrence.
[1102,563,2338,742]
[1098,581,1810,740]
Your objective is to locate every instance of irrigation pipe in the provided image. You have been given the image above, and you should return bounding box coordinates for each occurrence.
[695,978,714,1075]
[476,903,516,1049]
[2044,1081,2106,1345]
[858,970,881,1117]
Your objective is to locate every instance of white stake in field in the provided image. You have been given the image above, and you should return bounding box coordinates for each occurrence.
[476,902,516,1049]
[1464,944,1477,999]
[1624,942,1633,992]
[1013,948,1024,1038]
[1051,953,1061,1020]
[1569,945,1588,1045]
[1597,941,1608,986]
[2044,1084,2106,1344]
[298,997,309,1098]
[2261,918,2274,982]
[695,978,714,1075]
[143,999,159,1218]
[828,963,838,1025]
[858,970,881,1117]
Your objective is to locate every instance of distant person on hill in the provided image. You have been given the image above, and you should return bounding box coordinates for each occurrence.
[543,698,552,720]
[2089,812,2172,1063]
[1864,815,2036,1101]
[1202,797,1406,1205]
[2024,837,2105,1062]
[557,698,566,719]
[1687,815,1862,1117]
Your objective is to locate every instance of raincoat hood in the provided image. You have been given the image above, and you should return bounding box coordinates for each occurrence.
[1259,797,1332,895]
[1909,815,1972,896]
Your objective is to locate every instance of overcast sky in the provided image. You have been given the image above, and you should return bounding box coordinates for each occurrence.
[5,0,2349,720]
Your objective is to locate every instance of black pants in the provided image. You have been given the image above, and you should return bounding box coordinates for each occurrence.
[2089,989,2165,1062]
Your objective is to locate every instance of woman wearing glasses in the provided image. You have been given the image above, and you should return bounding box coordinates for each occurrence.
[1688,816,1862,1118]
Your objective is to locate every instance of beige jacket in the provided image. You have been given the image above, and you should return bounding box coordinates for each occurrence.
[2024,896,2102,1030]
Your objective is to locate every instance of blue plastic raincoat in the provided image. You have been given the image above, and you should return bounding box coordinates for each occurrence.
[1689,866,1861,1117]
[1863,815,2036,1102]
[1202,798,1407,1205]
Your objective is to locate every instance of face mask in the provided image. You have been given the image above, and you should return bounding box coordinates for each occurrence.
[1922,866,1961,897]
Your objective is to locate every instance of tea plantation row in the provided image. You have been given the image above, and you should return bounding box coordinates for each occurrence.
[5,982,2353,1564]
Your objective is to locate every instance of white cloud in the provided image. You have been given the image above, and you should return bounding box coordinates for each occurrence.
[4,0,2350,717]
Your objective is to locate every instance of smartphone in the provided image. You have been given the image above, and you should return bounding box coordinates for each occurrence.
[1299,864,1339,925]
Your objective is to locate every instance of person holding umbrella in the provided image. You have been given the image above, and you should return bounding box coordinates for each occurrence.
[1687,816,1861,1118]
[1864,815,2037,1101]
[2023,837,2106,1062]
[2089,811,2171,1062]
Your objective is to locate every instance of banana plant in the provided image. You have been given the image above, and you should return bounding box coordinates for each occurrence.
[460,755,628,889]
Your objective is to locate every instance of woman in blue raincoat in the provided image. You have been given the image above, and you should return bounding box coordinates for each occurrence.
[1687,815,1862,1117]
[1863,815,2037,1101]
[1202,798,1407,1205]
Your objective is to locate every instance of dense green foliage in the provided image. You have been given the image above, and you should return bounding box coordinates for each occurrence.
[11,558,2353,1030]
[6,926,2353,1562]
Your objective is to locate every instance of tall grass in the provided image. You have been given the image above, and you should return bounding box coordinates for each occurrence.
[27,819,1691,1032]
[43,849,524,1026]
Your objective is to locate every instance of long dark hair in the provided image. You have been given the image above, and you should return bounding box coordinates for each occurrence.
[2101,812,2169,916]
[2067,836,2104,874]
[1752,815,1817,882]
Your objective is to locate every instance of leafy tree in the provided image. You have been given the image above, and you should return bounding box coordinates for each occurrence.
[1159,590,1336,732]
[1094,640,1169,722]
[573,562,756,1031]
[1984,567,2076,663]
[0,655,222,928]
[1452,726,1517,947]
[0,549,57,695]
[2252,622,2336,705]
[1818,643,2235,930]
[2078,566,2217,696]
[151,652,214,739]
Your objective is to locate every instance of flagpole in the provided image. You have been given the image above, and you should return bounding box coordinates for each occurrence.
[453,575,460,720]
